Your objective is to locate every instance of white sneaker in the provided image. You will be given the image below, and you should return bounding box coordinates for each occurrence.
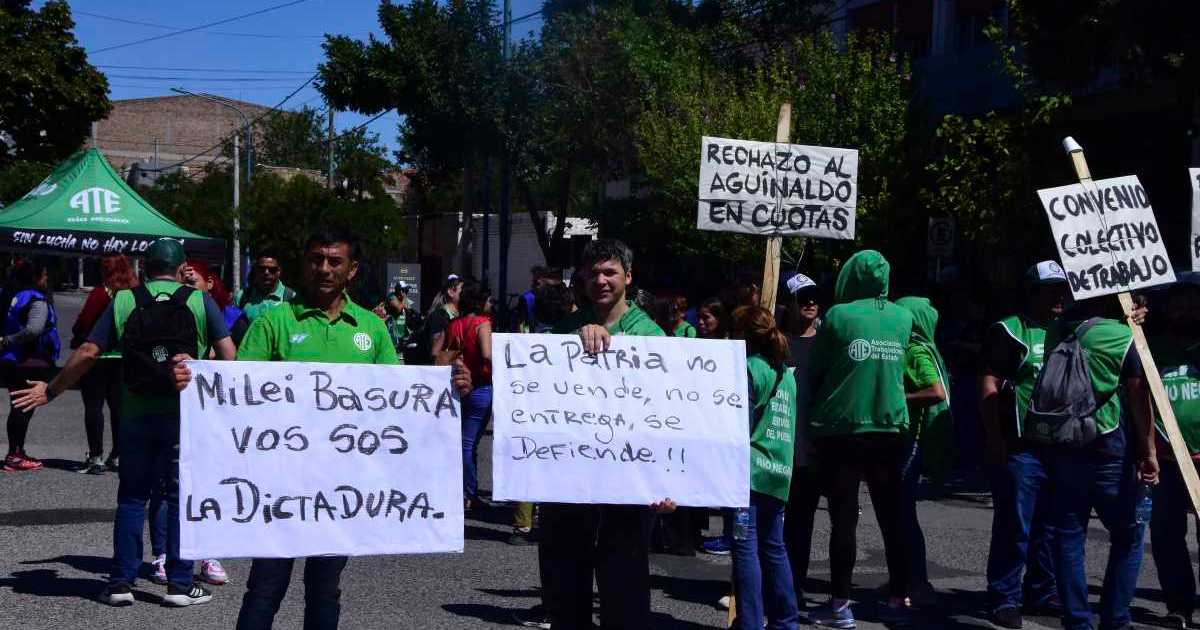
[98,583,135,606]
[148,554,168,585]
[199,559,227,585]
[162,583,213,607]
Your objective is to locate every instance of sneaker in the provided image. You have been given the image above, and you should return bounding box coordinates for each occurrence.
[717,594,732,610]
[77,455,103,473]
[3,453,42,471]
[1023,594,1062,617]
[148,554,168,585]
[512,605,552,629]
[506,528,536,546]
[105,455,119,472]
[879,601,914,628]
[1164,612,1195,629]
[991,606,1023,629]
[98,582,135,607]
[810,602,856,629]
[162,582,213,607]
[199,559,227,585]
[908,581,938,609]
[701,537,731,555]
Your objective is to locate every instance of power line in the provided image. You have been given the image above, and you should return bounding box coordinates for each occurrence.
[88,0,312,54]
[76,10,339,39]
[111,84,312,91]
[97,64,312,75]
[107,74,319,82]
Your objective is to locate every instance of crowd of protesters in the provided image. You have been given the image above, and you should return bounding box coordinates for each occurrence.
[4,230,1200,630]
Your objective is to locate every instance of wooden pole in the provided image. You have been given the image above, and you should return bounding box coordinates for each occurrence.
[1063,136,1200,515]
[759,103,792,314]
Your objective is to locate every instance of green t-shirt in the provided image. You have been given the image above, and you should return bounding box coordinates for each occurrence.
[1150,337,1200,454]
[1042,318,1134,437]
[748,355,797,501]
[903,343,941,437]
[235,281,294,323]
[112,280,211,417]
[674,321,698,338]
[553,300,665,337]
[238,295,399,365]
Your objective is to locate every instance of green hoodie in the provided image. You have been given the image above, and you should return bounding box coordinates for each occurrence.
[896,296,954,482]
[554,300,665,337]
[808,250,913,438]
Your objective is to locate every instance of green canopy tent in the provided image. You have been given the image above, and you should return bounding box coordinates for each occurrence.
[0,148,224,259]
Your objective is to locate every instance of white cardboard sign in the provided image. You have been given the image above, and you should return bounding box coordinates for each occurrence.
[491,333,751,508]
[1190,167,1200,271]
[1038,174,1175,299]
[179,360,464,559]
[696,135,858,239]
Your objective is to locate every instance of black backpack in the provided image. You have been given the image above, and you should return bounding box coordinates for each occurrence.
[123,285,200,396]
[1025,318,1106,447]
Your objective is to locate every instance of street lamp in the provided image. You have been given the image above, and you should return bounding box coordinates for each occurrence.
[171,87,253,293]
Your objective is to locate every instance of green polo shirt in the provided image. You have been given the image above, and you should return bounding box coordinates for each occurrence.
[235,281,294,323]
[237,294,399,365]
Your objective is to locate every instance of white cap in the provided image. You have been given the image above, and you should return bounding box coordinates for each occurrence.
[1029,260,1068,284]
[446,274,460,282]
[395,280,410,291]
[786,273,817,295]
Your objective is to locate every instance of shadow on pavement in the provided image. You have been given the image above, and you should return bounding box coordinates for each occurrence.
[20,554,109,575]
[33,458,87,472]
[465,524,515,543]
[0,508,112,526]
[442,603,524,626]
[0,568,106,599]
[650,573,728,610]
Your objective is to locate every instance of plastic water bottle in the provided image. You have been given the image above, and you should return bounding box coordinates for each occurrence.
[1135,483,1153,525]
[732,508,752,541]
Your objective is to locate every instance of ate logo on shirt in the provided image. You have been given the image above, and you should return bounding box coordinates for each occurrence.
[353,332,373,352]
[847,338,903,362]
[290,334,308,344]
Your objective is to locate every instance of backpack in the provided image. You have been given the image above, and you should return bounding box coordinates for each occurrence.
[1025,318,1106,447]
[122,285,200,396]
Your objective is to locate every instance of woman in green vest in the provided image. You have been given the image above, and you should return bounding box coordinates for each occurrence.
[727,305,800,629]
[1150,275,1200,629]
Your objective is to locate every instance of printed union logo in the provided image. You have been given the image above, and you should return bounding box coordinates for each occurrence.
[848,339,872,362]
[22,178,56,199]
[152,345,168,363]
[290,333,309,344]
[353,332,373,352]
[70,187,122,215]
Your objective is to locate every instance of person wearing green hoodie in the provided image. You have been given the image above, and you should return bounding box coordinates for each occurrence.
[807,250,914,629]
[543,238,676,630]
[895,296,951,608]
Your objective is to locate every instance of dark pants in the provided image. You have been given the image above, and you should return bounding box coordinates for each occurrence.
[986,447,1058,611]
[729,492,800,629]
[235,556,350,630]
[1047,429,1146,630]
[901,438,929,585]
[540,502,653,630]
[2,362,55,455]
[461,385,492,500]
[80,359,122,459]
[784,465,821,602]
[1151,457,1200,617]
[814,433,910,600]
[109,413,192,590]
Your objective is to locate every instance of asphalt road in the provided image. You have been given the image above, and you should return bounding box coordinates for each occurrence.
[0,292,1189,629]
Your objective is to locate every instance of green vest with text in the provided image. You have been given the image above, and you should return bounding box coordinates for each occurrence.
[748,355,797,501]
[997,315,1048,438]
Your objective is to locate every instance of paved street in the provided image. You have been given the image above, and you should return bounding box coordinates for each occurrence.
[0,293,1188,629]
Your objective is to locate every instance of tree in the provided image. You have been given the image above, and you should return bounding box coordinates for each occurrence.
[255,106,327,171]
[0,159,52,207]
[0,0,111,167]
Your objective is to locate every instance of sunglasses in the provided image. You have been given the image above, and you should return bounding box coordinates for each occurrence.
[255,266,282,275]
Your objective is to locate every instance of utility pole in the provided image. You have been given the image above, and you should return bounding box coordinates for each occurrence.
[232,132,241,294]
[327,107,335,190]
[498,0,513,325]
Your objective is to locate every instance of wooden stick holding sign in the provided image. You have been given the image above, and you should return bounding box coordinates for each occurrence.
[1057,137,1200,515]
[759,103,791,313]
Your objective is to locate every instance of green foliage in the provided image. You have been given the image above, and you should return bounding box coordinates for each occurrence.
[255,106,327,171]
[636,31,911,266]
[0,160,52,206]
[0,1,111,167]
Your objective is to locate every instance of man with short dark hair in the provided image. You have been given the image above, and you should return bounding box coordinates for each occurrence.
[235,249,295,322]
[543,238,676,630]
[15,238,236,608]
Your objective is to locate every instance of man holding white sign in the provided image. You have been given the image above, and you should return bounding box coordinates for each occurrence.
[172,229,435,630]
[498,239,680,630]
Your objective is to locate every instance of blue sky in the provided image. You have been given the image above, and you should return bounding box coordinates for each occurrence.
[54,0,544,158]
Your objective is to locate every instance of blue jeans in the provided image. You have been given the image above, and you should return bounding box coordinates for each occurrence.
[902,438,929,585]
[727,492,800,630]
[149,489,167,557]
[235,556,349,630]
[1048,429,1146,630]
[461,385,492,500]
[986,447,1058,611]
[109,413,192,590]
[1151,457,1200,616]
